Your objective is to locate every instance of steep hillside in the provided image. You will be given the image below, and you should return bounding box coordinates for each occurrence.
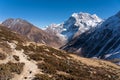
[0,25,120,80]
[2,18,62,48]
[62,11,120,65]
[46,12,102,43]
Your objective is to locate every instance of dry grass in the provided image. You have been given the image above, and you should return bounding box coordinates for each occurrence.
[0,62,24,80]
[28,44,120,80]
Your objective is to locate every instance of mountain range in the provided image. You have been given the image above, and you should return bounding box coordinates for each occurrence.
[0,10,120,80]
[1,11,120,65]
[62,11,120,65]
[0,23,120,80]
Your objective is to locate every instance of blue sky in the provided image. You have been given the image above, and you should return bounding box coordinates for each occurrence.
[0,0,120,28]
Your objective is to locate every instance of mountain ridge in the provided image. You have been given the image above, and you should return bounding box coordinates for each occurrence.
[45,12,102,43]
[2,18,62,48]
[62,11,120,65]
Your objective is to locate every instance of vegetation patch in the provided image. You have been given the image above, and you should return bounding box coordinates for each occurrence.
[16,43,70,59]
[0,26,26,43]
[28,53,43,61]
[18,43,120,80]
[13,55,20,61]
[0,62,24,80]
[52,74,80,80]
[0,52,6,60]
[37,62,56,74]
[33,74,52,80]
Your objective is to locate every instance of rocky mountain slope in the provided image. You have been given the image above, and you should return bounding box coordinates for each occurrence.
[0,25,120,80]
[46,12,102,43]
[62,11,120,65]
[2,18,62,48]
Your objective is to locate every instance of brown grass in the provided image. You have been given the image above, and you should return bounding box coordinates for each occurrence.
[0,62,25,80]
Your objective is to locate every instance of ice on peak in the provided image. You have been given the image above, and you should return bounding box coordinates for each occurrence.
[72,12,97,18]
[92,14,102,22]
[78,12,90,15]
[49,23,59,27]
[92,14,99,19]
[72,12,90,18]
[72,13,78,17]
[71,12,102,22]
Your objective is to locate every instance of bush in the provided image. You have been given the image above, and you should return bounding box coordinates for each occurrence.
[13,55,20,61]
[37,62,56,74]
[52,74,80,80]
[0,53,6,60]
[0,62,24,80]
[28,54,43,61]
[33,74,52,80]
[8,62,25,74]
[0,64,13,80]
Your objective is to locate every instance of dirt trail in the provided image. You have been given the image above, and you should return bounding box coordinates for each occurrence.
[7,42,40,80]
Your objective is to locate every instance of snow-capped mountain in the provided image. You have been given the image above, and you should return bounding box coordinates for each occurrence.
[2,18,62,48]
[62,11,120,65]
[46,12,102,42]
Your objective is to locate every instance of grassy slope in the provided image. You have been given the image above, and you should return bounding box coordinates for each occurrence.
[0,25,120,80]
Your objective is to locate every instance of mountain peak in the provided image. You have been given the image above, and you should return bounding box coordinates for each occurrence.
[62,11,120,65]
[2,18,34,28]
[71,12,102,22]
[46,12,103,42]
[2,18,62,48]
[4,18,26,22]
[72,12,90,17]
[69,12,102,29]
